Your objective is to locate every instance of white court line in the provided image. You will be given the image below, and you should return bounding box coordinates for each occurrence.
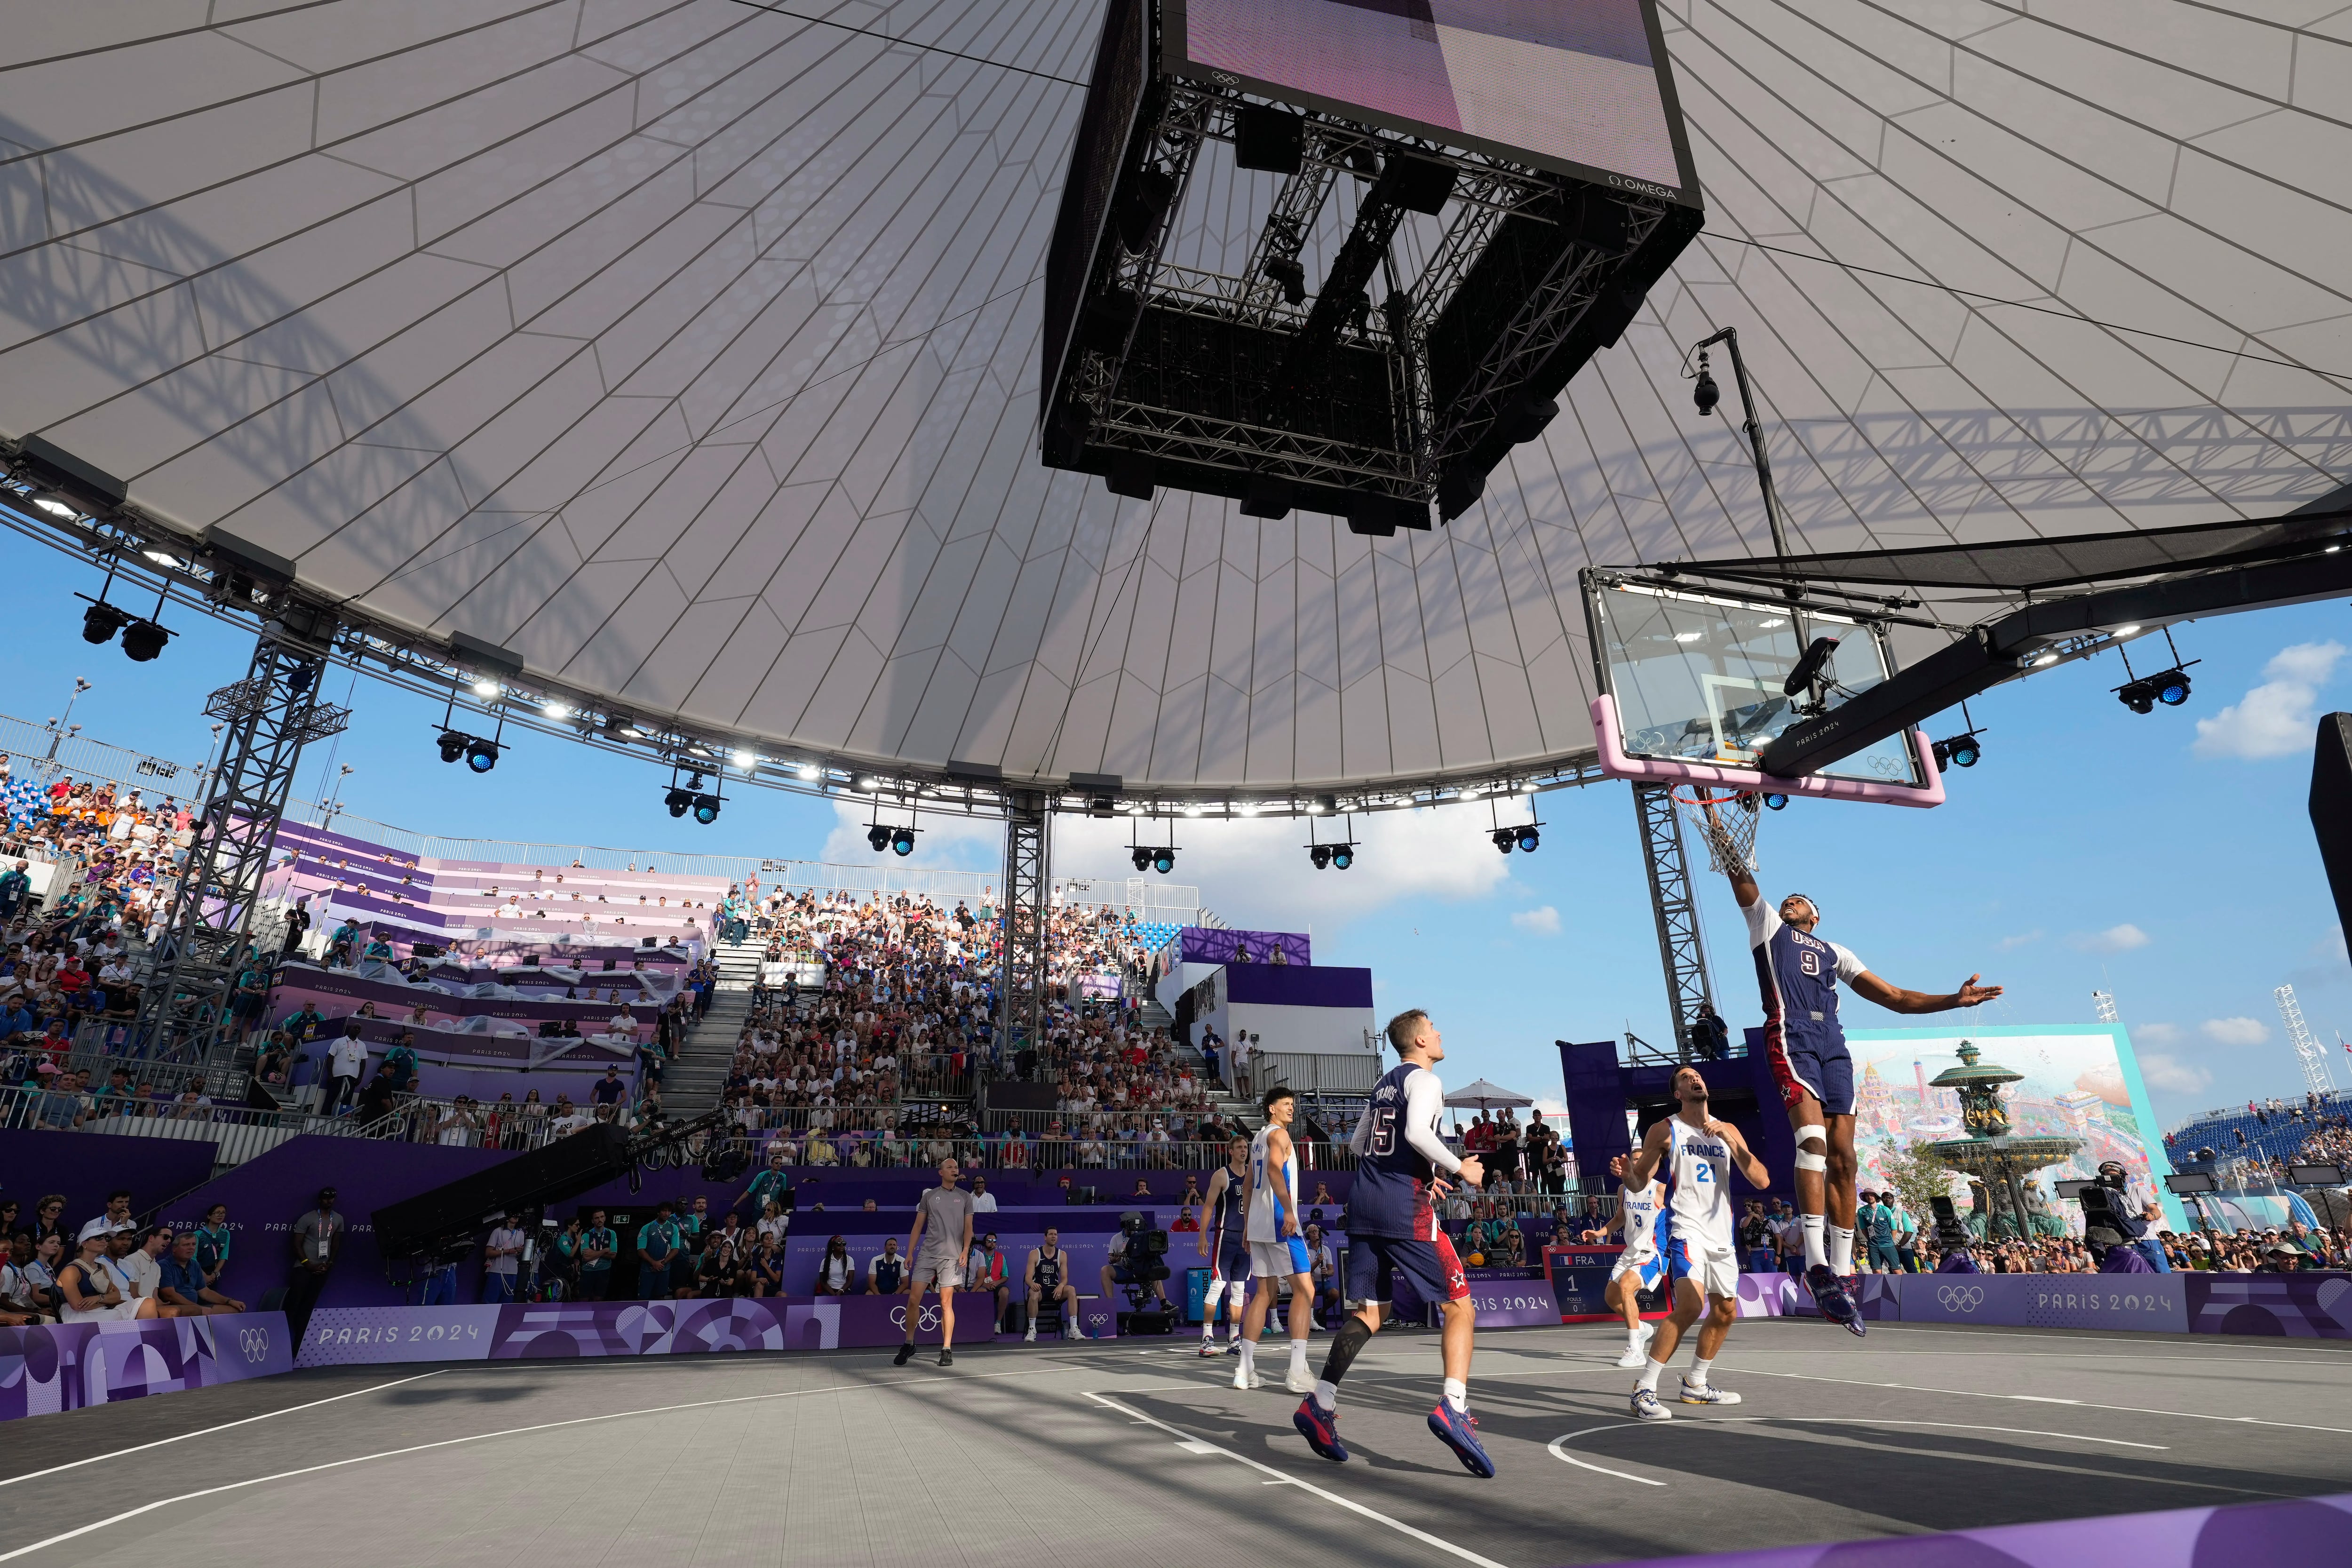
[0,1372,446,1488]
[0,1363,1065,1562]
[1729,1366,2352,1435]
[1082,1393,1510,1568]
[1545,1416,2168,1488]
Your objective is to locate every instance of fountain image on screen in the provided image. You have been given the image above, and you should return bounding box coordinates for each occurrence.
[1177,0,1684,189]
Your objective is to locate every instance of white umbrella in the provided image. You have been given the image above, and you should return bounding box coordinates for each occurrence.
[1443,1079,1534,1110]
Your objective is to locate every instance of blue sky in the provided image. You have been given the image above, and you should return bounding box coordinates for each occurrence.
[10,538,2346,1131]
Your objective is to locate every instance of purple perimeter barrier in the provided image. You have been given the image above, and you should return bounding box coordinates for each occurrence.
[0,1312,293,1421]
[1574,1490,2352,1568]
[295,1297,1002,1368]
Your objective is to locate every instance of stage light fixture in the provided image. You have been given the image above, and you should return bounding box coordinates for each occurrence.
[1152,848,1176,875]
[1517,826,1540,852]
[667,788,693,818]
[119,619,169,661]
[1264,257,1307,306]
[471,678,499,698]
[438,730,470,764]
[890,826,916,855]
[1490,828,1515,855]
[1310,844,1333,869]
[31,493,79,519]
[869,825,893,852]
[732,749,756,769]
[464,736,500,773]
[81,603,129,645]
[1932,732,1983,770]
[797,763,822,782]
[1329,845,1353,870]
[1312,794,1336,814]
[1130,846,1151,872]
[1762,793,1789,811]
[2153,668,2192,706]
[544,700,571,719]
[693,794,721,825]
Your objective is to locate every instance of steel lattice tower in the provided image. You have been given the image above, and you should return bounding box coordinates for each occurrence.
[2276,984,2338,1096]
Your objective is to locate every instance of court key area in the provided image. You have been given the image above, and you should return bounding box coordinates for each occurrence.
[4,1320,2348,1568]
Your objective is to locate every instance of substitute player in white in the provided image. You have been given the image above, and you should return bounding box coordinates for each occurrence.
[1603,1152,1665,1369]
[1718,848,2000,1332]
[1237,1086,1316,1393]
[1621,1066,1769,1420]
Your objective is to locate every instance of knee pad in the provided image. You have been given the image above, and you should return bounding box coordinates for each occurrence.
[1794,1149,1828,1172]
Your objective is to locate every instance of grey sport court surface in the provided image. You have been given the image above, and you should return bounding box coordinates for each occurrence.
[3,1318,2349,1568]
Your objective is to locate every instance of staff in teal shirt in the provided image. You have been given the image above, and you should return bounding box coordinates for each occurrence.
[635,1202,683,1299]
[194,1204,234,1285]
[578,1209,618,1300]
[739,1149,792,1217]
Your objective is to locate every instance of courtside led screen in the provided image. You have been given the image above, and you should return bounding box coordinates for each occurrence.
[1167,0,1696,199]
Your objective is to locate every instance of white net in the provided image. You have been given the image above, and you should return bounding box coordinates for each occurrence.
[1673,788,1762,875]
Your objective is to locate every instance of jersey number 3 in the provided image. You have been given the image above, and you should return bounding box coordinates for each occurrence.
[1369,1106,1398,1157]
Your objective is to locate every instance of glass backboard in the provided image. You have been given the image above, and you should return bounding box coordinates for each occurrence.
[1582,575,1939,802]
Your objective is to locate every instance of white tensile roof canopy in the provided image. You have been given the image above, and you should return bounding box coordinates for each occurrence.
[0,1,2344,804]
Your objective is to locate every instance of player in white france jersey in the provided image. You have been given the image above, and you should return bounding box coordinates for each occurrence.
[1236,1086,1317,1394]
[1621,1066,1769,1421]
[1604,1152,1666,1369]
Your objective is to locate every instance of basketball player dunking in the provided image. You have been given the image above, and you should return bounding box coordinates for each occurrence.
[1720,850,2001,1332]
[1196,1134,1253,1357]
[1292,1009,1494,1478]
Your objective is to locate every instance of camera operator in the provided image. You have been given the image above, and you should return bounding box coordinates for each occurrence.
[1929,1196,1979,1274]
[2085,1161,2169,1273]
[1099,1210,1171,1315]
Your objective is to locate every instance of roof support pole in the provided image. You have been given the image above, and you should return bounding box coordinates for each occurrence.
[1633,782,1715,1061]
[132,609,349,1092]
[994,790,1051,1079]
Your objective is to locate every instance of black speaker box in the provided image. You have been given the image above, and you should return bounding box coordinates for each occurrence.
[373,1124,632,1258]
[2311,713,2352,945]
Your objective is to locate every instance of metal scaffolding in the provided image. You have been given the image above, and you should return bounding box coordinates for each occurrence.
[1633,782,1716,1059]
[133,609,349,1088]
[2277,983,2339,1095]
[994,789,1051,1073]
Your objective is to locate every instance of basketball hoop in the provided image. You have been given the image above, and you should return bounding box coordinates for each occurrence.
[1669,784,1762,874]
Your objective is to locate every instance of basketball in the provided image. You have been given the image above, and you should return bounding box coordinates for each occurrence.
[1466,1252,1485,1266]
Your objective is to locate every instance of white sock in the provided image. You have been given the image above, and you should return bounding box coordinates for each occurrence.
[1288,1337,1309,1372]
[1829,1226,1855,1275]
[1688,1357,1712,1387]
[1801,1213,1827,1270]
[1636,1357,1665,1393]
[1238,1339,1255,1373]
[1314,1378,1338,1411]
[1627,1324,1645,1347]
[1443,1377,1468,1413]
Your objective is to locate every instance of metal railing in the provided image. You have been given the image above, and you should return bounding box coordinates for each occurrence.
[712,1130,1359,1174]
[0,1083,384,1169]
[1239,1051,1385,1098]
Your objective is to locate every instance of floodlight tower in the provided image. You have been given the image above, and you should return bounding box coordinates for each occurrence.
[2092,989,2120,1024]
[2276,984,2338,1095]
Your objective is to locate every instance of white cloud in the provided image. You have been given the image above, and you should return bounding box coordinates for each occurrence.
[2137,1051,2213,1095]
[2201,1016,2270,1046]
[2133,1021,2185,1046]
[823,800,1519,934]
[2069,923,2150,954]
[1510,905,1562,936]
[1994,929,2043,952]
[2193,640,2345,760]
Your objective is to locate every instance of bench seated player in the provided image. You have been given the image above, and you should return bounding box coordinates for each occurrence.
[1024,1226,1085,1340]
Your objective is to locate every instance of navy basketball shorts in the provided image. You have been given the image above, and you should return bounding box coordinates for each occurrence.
[1344,1233,1471,1309]
[1770,1031,1856,1117]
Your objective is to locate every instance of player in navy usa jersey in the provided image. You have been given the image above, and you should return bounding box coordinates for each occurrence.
[1716,827,2001,1333]
[1194,1135,1253,1356]
[1291,1009,1494,1478]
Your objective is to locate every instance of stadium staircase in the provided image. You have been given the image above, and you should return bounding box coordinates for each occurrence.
[661,938,762,1108]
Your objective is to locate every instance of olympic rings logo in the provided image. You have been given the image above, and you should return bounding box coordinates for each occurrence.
[238,1327,270,1360]
[1936,1286,1983,1312]
[888,1305,942,1331]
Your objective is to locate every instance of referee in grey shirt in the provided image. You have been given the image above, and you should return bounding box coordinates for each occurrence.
[895,1156,974,1368]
